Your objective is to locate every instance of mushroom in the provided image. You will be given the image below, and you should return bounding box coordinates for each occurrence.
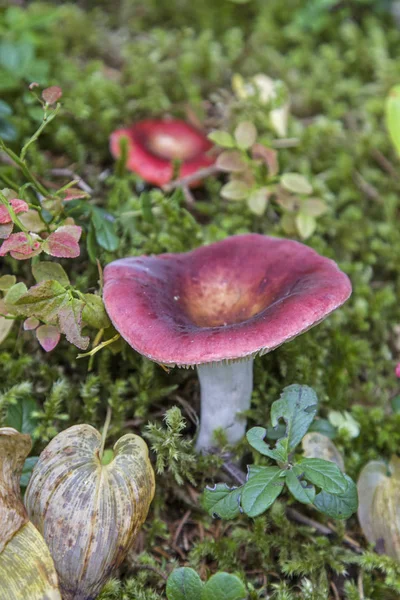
[103,234,351,451]
[110,119,214,187]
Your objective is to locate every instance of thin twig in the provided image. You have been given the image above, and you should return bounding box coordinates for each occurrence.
[99,405,112,460]
[330,580,340,600]
[173,509,192,546]
[162,165,220,192]
[129,563,168,581]
[357,570,365,600]
[371,149,400,180]
[353,171,381,202]
[51,168,94,193]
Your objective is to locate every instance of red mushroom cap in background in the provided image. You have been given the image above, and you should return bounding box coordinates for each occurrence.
[103,234,352,366]
[109,119,214,187]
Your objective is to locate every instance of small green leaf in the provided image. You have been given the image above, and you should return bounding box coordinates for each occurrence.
[286,466,316,504]
[246,427,287,462]
[5,396,39,435]
[247,188,270,215]
[0,275,16,291]
[241,466,284,517]
[202,573,247,600]
[295,213,316,239]
[216,150,246,173]
[20,456,39,489]
[298,458,348,494]
[220,181,250,201]
[208,131,235,148]
[91,206,119,252]
[9,280,68,323]
[313,474,358,519]
[270,384,318,452]
[58,299,90,350]
[385,85,400,158]
[32,262,70,286]
[202,484,241,520]
[308,418,337,439]
[82,294,111,330]
[166,567,203,600]
[281,173,313,195]
[234,121,257,150]
[4,282,28,306]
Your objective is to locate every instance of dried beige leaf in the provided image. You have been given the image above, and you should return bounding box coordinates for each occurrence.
[357,456,400,560]
[302,432,344,471]
[0,427,61,600]
[26,424,155,600]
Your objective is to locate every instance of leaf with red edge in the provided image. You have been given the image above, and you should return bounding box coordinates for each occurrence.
[58,299,90,350]
[0,223,13,239]
[42,86,62,105]
[36,325,60,352]
[0,233,42,260]
[23,317,40,331]
[251,144,279,177]
[62,188,90,202]
[43,225,82,258]
[0,199,29,224]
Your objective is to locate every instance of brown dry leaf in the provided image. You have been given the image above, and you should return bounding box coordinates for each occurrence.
[26,424,155,600]
[0,427,61,599]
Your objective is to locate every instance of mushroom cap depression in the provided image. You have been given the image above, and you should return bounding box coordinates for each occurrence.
[103,234,352,366]
[110,119,214,187]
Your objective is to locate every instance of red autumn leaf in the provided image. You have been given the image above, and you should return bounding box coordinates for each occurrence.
[251,144,279,177]
[63,188,90,202]
[23,316,40,331]
[55,225,82,242]
[0,233,42,260]
[0,199,29,224]
[42,86,62,105]
[36,324,60,352]
[43,225,82,258]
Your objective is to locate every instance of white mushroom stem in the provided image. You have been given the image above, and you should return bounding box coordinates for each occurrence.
[195,359,254,452]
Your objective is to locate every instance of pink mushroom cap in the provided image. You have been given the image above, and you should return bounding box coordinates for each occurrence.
[109,119,214,187]
[103,234,352,367]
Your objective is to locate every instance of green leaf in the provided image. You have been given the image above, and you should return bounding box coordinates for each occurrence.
[5,395,39,435]
[281,173,312,195]
[32,262,70,286]
[0,100,12,117]
[298,458,348,494]
[58,299,90,350]
[4,282,28,306]
[91,206,119,252]
[246,427,287,462]
[82,294,111,330]
[385,85,400,158]
[295,212,316,239]
[202,484,242,520]
[241,466,284,517]
[270,384,318,452]
[202,573,247,600]
[208,130,235,148]
[166,568,203,600]
[286,466,316,504]
[313,474,358,520]
[220,181,250,201]
[0,315,14,345]
[234,121,257,150]
[20,456,39,489]
[0,275,16,291]
[11,280,69,323]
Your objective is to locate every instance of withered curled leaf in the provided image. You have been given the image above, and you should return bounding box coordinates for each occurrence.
[357,456,400,560]
[0,427,61,599]
[26,424,155,600]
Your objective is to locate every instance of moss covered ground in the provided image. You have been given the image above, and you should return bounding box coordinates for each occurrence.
[1,1,400,598]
